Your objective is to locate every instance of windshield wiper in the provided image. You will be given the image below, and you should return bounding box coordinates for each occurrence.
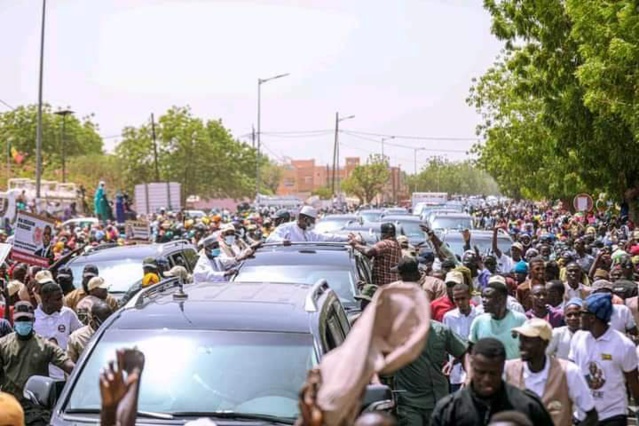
[172,411,294,424]
[66,408,173,420]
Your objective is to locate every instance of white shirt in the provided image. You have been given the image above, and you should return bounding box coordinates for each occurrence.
[443,306,478,384]
[569,328,638,421]
[192,252,227,284]
[34,306,82,379]
[547,326,576,360]
[498,253,515,274]
[609,304,636,333]
[518,357,595,417]
[266,222,350,243]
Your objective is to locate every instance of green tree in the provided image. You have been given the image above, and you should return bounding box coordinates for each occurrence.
[115,106,260,202]
[341,154,390,204]
[312,186,333,200]
[409,158,500,195]
[469,0,632,203]
[260,161,284,195]
[0,104,103,184]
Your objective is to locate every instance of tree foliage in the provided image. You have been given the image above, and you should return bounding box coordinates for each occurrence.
[341,154,390,204]
[470,0,638,203]
[312,186,333,200]
[408,157,500,196]
[115,106,261,202]
[0,104,103,181]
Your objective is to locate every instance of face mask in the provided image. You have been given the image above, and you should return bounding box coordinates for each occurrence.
[306,222,315,231]
[208,248,221,258]
[225,236,235,246]
[15,321,33,337]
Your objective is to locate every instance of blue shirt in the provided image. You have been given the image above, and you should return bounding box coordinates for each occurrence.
[469,309,527,359]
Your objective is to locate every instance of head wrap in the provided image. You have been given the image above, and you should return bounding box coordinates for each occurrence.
[513,261,529,274]
[585,293,613,323]
[565,297,583,309]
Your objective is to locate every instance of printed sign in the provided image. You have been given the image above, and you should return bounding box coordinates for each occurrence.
[573,193,593,212]
[12,212,56,267]
[125,220,151,241]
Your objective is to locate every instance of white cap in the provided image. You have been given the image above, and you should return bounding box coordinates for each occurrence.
[88,276,109,291]
[299,206,317,219]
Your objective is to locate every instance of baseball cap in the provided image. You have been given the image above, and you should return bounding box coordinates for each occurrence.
[444,271,464,286]
[272,209,291,220]
[380,222,396,235]
[512,318,552,341]
[142,257,158,269]
[87,276,109,292]
[391,257,420,275]
[511,242,524,252]
[488,275,507,286]
[82,264,99,278]
[164,266,189,281]
[0,391,23,426]
[592,279,614,293]
[299,206,318,219]
[6,280,21,297]
[397,235,409,246]
[220,223,235,233]
[354,284,379,302]
[56,266,73,280]
[34,270,54,285]
[13,301,34,321]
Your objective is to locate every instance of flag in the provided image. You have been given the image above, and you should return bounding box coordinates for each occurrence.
[10,147,24,165]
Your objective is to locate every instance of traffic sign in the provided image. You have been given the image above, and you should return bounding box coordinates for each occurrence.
[573,193,593,212]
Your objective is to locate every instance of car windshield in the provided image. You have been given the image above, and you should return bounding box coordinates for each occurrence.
[359,211,382,222]
[66,330,312,422]
[444,236,511,258]
[235,265,356,309]
[396,221,424,239]
[314,218,353,233]
[430,217,473,230]
[68,258,144,293]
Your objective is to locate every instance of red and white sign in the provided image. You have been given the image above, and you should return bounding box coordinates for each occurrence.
[12,212,56,267]
[573,193,593,212]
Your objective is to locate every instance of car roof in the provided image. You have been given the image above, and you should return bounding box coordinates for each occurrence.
[320,214,358,220]
[113,281,316,333]
[430,212,472,218]
[243,244,354,267]
[382,215,422,222]
[68,241,195,264]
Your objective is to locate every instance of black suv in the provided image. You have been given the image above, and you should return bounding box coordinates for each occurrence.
[232,242,372,316]
[55,240,198,300]
[25,278,392,425]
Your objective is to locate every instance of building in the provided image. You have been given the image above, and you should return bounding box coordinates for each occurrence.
[276,157,408,203]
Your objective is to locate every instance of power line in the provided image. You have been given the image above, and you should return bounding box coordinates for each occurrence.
[341,131,469,153]
[342,128,478,142]
[0,99,15,110]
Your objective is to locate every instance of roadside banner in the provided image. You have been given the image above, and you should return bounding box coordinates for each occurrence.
[125,220,151,241]
[12,212,56,267]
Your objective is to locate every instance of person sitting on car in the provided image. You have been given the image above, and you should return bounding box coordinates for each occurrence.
[266,206,352,244]
[218,223,259,270]
[141,258,161,288]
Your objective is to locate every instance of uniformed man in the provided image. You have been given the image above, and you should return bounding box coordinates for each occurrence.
[0,301,74,425]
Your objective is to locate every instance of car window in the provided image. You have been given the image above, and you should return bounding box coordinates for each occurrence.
[325,307,346,350]
[169,252,187,268]
[66,329,314,420]
[68,258,144,293]
[235,265,357,309]
[182,249,198,271]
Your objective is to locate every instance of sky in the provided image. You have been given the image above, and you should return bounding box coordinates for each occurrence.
[0,0,503,174]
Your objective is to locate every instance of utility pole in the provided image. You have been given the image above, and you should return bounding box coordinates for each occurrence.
[35,0,47,200]
[251,125,256,149]
[150,114,160,182]
[331,112,339,196]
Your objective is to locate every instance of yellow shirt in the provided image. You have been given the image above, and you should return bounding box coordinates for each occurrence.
[142,273,160,288]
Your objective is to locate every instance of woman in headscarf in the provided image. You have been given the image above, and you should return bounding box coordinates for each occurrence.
[546,298,582,360]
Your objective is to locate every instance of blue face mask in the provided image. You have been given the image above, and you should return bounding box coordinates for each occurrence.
[225,236,235,246]
[208,248,221,258]
[15,321,33,337]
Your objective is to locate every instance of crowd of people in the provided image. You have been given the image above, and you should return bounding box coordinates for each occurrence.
[3,189,639,425]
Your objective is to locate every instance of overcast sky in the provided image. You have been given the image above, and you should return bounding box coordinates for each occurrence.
[0,0,502,173]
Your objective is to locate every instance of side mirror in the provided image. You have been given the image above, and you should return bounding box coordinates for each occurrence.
[361,384,394,412]
[23,375,65,409]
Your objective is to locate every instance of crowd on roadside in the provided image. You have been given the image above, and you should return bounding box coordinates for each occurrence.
[4,181,639,425]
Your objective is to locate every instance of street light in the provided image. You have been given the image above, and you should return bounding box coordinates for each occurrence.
[332,113,355,195]
[35,0,47,199]
[54,109,74,183]
[256,73,290,197]
[381,136,394,157]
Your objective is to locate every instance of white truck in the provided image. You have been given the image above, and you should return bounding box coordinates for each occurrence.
[135,182,182,216]
[412,192,448,216]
